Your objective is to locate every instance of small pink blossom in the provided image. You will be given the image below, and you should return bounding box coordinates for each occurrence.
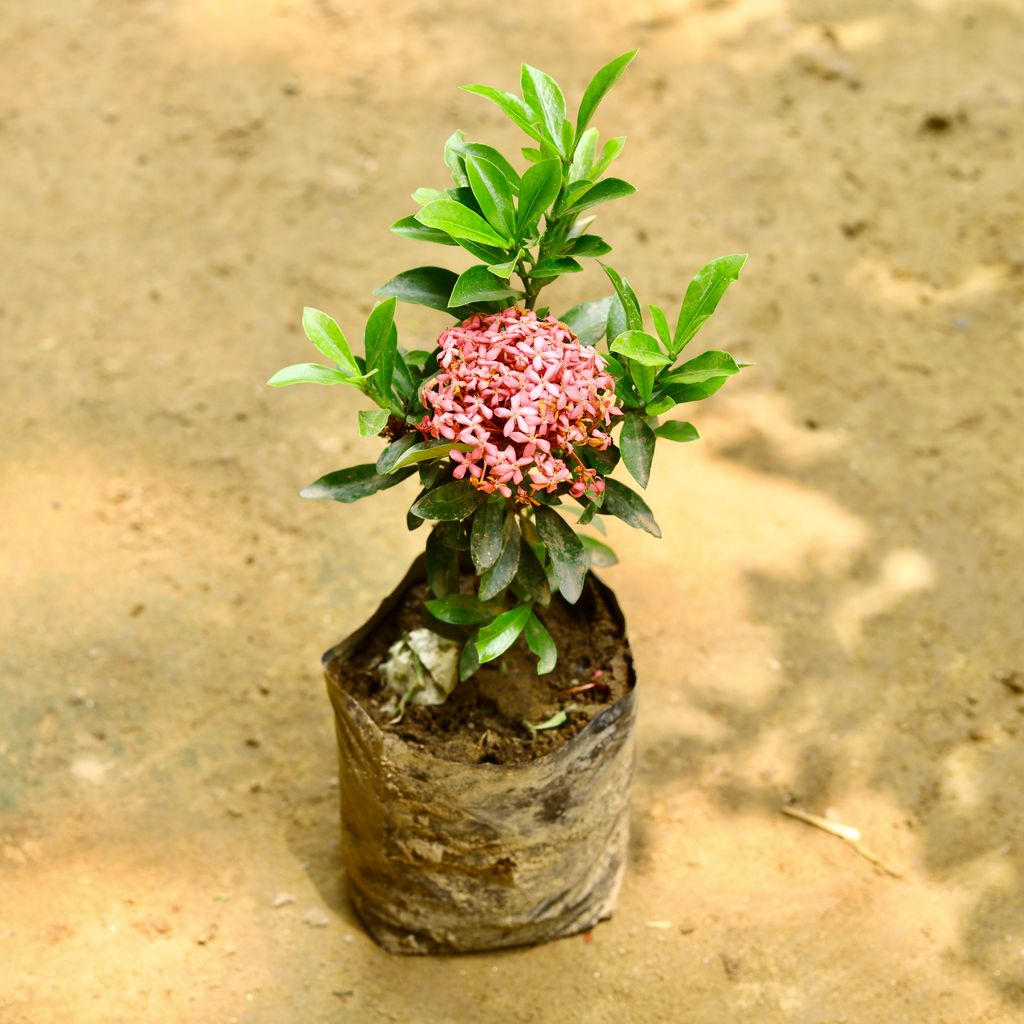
[419,307,620,501]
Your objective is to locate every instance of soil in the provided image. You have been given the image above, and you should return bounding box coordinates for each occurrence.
[3,2,1024,1023]
[338,573,632,764]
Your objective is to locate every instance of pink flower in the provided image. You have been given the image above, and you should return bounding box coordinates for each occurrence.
[419,307,620,500]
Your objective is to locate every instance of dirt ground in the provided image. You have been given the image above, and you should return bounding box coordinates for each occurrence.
[2,1,1023,1021]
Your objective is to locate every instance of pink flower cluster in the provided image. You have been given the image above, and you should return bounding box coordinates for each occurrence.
[418,307,621,500]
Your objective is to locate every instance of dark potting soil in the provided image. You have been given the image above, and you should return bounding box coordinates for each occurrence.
[337,575,633,765]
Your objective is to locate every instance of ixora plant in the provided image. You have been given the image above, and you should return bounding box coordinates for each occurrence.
[270,52,746,954]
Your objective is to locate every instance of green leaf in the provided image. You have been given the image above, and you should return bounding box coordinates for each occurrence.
[375,267,459,312]
[479,514,521,601]
[389,215,457,246]
[627,365,655,405]
[425,525,459,598]
[466,156,516,237]
[662,350,740,384]
[565,234,612,258]
[527,709,567,732]
[461,84,546,143]
[376,434,419,474]
[531,257,582,279]
[563,177,636,215]
[387,439,472,473]
[410,479,486,521]
[569,126,599,182]
[302,307,358,376]
[521,64,568,152]
[470,499,505,572]
[364,299,397,405]
[267,363,350,388]
[435,519,469,549]
[645,396,676,416]
[487,256,520,279]
[620,411,656,488]
[654,420,699,442]
[534,506,588,604]
[579,534,618,568]
[601,478,661,537]
[425,595,495,625]
[524,613,557,674]
[459,635,481,681]
[661,376,729,404]
[443,130,469,187]
[452,142,521,192]
[515,542,551,605]
[591,136,626,179]
[358,409,389,437]
[476,604,532,664]
[673,254,747,354]
[649,305,672,349]
[300,464,413,502]
[412,187,447,206]
[521,146,543,162]
[610,331,670,366]
[516,159,562,237]
[576,50,638,139]
[449,264,521,307]
[560,296,613,346]
[600,264,642,331]
[415,199,511,248]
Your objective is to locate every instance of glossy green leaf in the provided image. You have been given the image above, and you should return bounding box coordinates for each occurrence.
[673,254,747,354]
[531,257,582,279]
[649,305,672,349]
[412,187,447,206]
[302,307,359,377]
[476,604,532,664]
[645,396,676,416]
[601,478,661,537]
[364,299,397,405]
[661,376,730,404]
[610,331,670,366]
[389,216,457,246]
[620,411,656,488]
[410,479,486,521]
[569,126,598,182]
[459,635,481,681]
[461,84,545,142]
[415,199,511,248]
[425,595,494,626]
[449,264,521,307]
[527,709,567,732]
[466,156,516,237]
[375,266,460,312]
[470,499,505,572]
[591,136,626,179]
[443,130,469,187]
[654,420,699,442]
[560,296,613,346]
[600,264,642,331]
[487,256,520,278]
[662,350,740,384]
[267,363,351,388]
[514,542,551,605]
[358,409,389,437]
[478,514,521,601]
[452,142,521,192]
[524,613,557,674]
[579,534,618,568]
[563,178,636,215]
[606,296,628,346]
[376,434,418,473]
[300,463,413,502]
[565,234,612,258]
[521,146,543,162]
[534,506,588,604]
[425,525,459,597]
[576,50,638,139]
[521,63,568,151]
[516,159,562,237]
[387,439,472,473]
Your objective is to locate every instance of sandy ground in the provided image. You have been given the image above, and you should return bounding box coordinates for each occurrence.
[2,0,1024,1021]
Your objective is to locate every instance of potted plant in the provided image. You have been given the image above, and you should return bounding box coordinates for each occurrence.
[269,51,747,954]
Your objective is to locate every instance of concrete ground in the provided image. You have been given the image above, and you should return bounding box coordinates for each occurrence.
[2,1,1023,1021]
